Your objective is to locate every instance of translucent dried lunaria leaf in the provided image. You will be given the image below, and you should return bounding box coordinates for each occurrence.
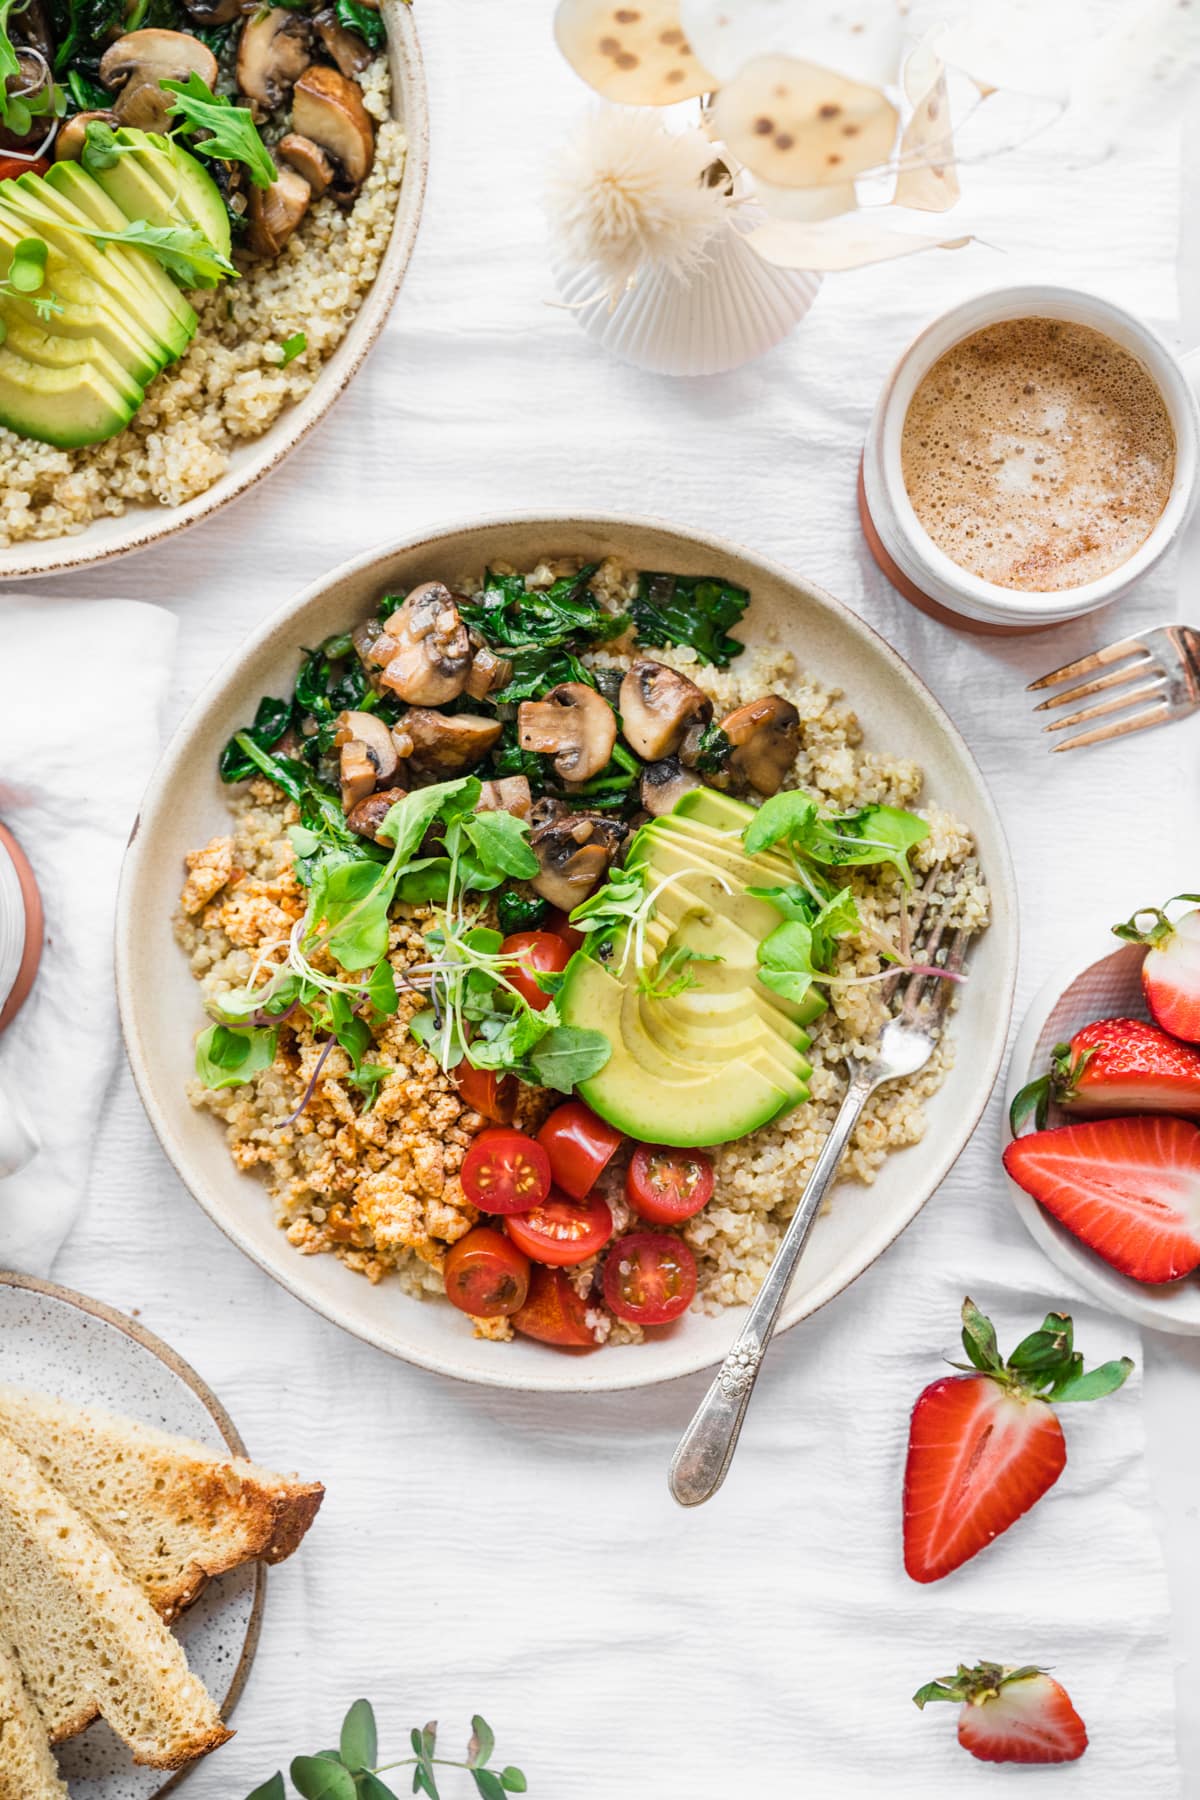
[681,0,903,89]
[893,42,959,213]
[754,176,858,222]
[713,55,898,190]
[744,214,969,272]
[554,0,715,105]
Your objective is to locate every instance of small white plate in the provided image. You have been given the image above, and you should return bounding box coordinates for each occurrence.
[0,1272,263,1797]
[1003,939,1200,1336]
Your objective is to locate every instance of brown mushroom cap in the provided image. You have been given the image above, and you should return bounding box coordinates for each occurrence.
[237,8,312,115]
[529,811,625,911]
[182,0,241,25]
[391,709,502,774]
[313,7,372,79]
[99,30,218,132]
[377,583,472,707]
[346,783,409,842]
[246,165,311,258]
[339,739,379,811]
[54,109,119,161]
[640,757,703,817]
[618,659,711,762]
[719,695,802,796]
[518,683,617,783]
[291,63,374,197]
[334,709,398,780]
[277,132,334,199]
[477,776,532,820]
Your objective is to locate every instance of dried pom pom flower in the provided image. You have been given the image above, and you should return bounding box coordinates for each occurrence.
[546,109,730,299]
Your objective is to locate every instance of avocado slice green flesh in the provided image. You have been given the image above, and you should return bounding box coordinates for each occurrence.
[0,179,194,362]
[83,131,232,261]
[40,162,197,332]
[0,212,164,388]
[563,954,801,1146]
[0,343,135,445]
[672,787,758,833]
[0,315,142,408]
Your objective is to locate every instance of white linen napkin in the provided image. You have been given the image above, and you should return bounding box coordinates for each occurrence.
[0,598,176,1274]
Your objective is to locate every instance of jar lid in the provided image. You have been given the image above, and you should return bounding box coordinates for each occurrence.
[0,823,44,1035]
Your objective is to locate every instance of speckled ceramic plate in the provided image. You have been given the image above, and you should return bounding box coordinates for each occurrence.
[1004,938,1200,1336]
[0,1272,263,1797]
[0,1,427,584]
[117,513,1019,1393]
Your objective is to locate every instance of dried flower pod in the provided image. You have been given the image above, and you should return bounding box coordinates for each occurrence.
[554,0,714,104]
[712,54,898,191]
[892,41,959,213]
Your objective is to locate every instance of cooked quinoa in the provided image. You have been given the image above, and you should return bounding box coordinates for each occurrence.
[175,557,989,1345]
[0,59,404,547]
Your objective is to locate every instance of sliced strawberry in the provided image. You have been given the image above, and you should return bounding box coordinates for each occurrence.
[1011,1017,1200,1132]
[902,1300,1131,1583]
[1003,1115,1200,1283]
[915,1662,1087,1765]
[1114,896,1200,1043]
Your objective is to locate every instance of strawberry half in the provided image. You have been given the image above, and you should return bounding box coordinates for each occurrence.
[902,1299,1131,1583]
[1010,1016,1200,1133]
[1114,895,1200,1043]
[1003,1115,1200,1283]
[914,1661,1088,1765]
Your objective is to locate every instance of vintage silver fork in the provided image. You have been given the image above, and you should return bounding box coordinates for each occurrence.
[1029,624,1200,752]
[668,908,969,1508]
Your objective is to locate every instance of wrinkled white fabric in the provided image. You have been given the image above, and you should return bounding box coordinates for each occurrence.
[0,600,176,1271]
[1,1,1194,1794]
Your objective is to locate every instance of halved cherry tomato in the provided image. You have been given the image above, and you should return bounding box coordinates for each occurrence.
[544,907,585,954]
[537,1100,623,1200]
[454,1060,517,1124]
[443,1227,530,1318]
[506,1188,613,1267]
[511,1264,599,1348]
[0,157,48,181]
[460,1127,551,1215]
[500,930,572,1012]
[602,1231,697,1325]
[627,1145,715,1225]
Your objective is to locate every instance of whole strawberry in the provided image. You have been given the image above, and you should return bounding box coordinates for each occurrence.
[1010,1015,1200,1133]
[902,1299,1132,1583]
[1114,895,1200,1043]
[914,1661,1087,1764]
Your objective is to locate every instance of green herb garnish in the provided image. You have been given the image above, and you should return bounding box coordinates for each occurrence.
[246,1699,528,1800]
[630,571,749,667]
[278,329,307,366]
[458,565,627,653]
[163,70,277,187]
[0,237,63,322]
[335,0,383,47]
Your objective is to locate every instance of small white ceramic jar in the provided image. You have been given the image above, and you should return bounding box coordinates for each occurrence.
[0,824,43,1178]
[859,284,1200,633]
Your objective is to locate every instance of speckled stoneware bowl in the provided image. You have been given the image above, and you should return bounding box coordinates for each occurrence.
[0,2,427,584]
[116,514,1020,1393]
[0,1272,262,1798]
[1004,937,1200,1336]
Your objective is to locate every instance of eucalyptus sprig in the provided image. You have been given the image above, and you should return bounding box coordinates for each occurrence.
[246,1700,528,1800]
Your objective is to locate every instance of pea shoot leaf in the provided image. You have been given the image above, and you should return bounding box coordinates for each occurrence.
[526,1024,611,1092]
[806,804,930,885]
[195,1023,278,1089]
[163,72,277,187]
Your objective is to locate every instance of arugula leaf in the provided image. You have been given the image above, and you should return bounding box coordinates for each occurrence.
[462,810,539,880]
[69,214,236,287]
[195,1023,278,1089]
[163,71,277,187]
[631,571,748,667]
[336,0,384,47]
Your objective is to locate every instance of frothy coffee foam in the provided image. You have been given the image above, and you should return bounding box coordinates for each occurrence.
[900,318,1175,592]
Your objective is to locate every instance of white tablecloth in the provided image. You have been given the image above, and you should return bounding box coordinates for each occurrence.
[13,2,1200,1793]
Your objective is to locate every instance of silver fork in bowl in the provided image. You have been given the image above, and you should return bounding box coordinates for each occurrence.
[668,908,970,1508]
[1029,624,1200,751]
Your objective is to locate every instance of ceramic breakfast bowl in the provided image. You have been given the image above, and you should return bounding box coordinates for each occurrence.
[1004,937,1200,1336]
[116,514,1019,1392]
[0,3,427,585]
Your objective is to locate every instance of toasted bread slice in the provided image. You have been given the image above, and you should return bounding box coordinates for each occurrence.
[0,1432,232,1768]
[0,1642,68,1799]
[0,1386,324,1620]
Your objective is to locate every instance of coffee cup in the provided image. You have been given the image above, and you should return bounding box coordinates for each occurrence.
[859,284,1200,632]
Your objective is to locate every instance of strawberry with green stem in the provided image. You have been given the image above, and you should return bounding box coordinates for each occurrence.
[914,1662,1088,1764]
[1114,893,1200,1044]
[902,1299,1132,1583]
[1010,1016,1200,1134]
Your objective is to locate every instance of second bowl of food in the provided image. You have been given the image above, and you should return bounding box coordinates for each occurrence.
[0,0,426,579]
[117,514,1018,1391]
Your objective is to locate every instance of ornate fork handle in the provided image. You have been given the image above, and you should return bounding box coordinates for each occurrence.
[668,1059,878,1508]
